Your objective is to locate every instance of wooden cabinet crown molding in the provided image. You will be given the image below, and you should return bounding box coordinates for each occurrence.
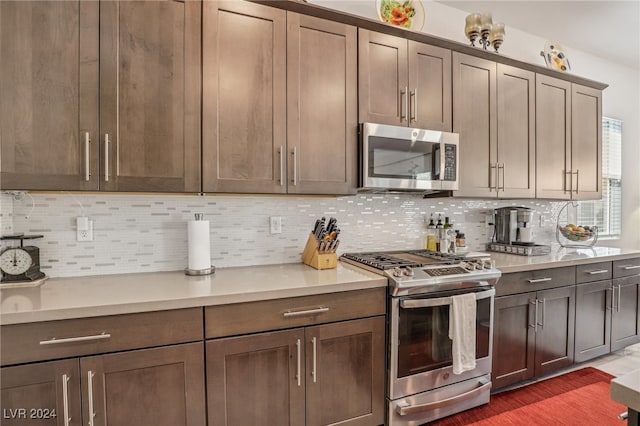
[250,0,607,91]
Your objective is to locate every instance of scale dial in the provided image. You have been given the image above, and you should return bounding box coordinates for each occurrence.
[0,248,33,276]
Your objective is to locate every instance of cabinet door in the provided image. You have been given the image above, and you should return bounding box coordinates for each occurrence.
[492,293,536,389]
[0,1,99,191]
[81,343,205,426]
[206,329,305,426]
[1,359,80,426]
[358,29,408,126]
[571,84,602,200]
[287,14,357,195]
[408,42,452,131]
[497,64,535,198]
[534,286,575,376]
[99,0,201,192]
[452,53,497,197]
[611,275,640,351]
[305,316,385,426]
[535,74,572,199]
[575,280,612,362]
[202,1,286,193]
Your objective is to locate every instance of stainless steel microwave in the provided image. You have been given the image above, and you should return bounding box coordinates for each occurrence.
[359,122,459,192]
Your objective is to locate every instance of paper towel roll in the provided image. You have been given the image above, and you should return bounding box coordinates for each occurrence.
[187,218,211,272]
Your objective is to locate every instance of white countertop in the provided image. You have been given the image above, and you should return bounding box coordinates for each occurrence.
[610,368,640,412]
[0,263,387,325]
[491,246,640,273]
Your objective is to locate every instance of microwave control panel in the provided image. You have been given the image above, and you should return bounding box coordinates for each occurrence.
[443,144,457,181]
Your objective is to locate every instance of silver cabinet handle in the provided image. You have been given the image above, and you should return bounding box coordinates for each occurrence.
[409,88,417,122]
[104,133,110,182]
[607,286,613,311]
[526,277,552,283]
[279,145,284,186]
[62,374,71,426]
[283,307,329,317]
[311,337,317,383]
[539,298,545,327]
[489,163,498,191]
[84,132,91,181]
[564,170,572,195]
[622,265,640,270]
[588,270,609,275]
[617,284,622,313]
[87,370,96,426]
[40,332,111,345]
[291,146,297,186]
[295,339,301,387]
[498,163,505,191]
[399,87,408,121]
[529,299,538,332]
[395,378,490,416]
[573,169,579,193]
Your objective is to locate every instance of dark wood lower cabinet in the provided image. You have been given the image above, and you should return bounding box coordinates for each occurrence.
[1,359,81,426]
[492,286,575,389]
[0,343,205,426]
[575,280,612,362]
[611,275,640,351]
[206,316,385,426]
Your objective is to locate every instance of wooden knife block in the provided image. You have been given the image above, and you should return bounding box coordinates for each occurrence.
[302,233,337,270]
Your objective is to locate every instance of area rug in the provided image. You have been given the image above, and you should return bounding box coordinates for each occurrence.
[433,367,627,425]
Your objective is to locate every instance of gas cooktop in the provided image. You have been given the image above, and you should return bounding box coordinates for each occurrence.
[340,250,501,296]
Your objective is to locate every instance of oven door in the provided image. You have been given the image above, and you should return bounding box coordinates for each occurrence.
[388,285,494,400]
[360,122,458,191]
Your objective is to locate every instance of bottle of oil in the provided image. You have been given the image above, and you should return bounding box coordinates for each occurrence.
[426,214,437,251]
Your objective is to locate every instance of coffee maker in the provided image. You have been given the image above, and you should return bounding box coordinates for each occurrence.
[488,207,550,256]
[494,206,534,245]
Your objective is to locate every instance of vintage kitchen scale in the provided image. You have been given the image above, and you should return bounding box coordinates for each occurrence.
[0,234,47,286]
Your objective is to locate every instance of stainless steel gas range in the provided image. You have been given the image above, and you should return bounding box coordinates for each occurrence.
[340,250,501,426]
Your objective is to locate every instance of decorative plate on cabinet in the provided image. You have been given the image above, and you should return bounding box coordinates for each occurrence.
[541,41,571,72]
[376,0,425,31]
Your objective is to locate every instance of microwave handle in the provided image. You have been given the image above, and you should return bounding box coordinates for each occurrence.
[400,287,495,309]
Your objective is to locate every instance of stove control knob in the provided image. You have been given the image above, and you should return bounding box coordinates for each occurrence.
[393,267,403,277]
[403,267,414,277]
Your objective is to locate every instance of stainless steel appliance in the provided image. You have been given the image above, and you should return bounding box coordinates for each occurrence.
[359,123,459,193]
[340,250,501,426]
[489,207,551,256]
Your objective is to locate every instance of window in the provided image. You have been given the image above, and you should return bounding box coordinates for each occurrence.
[577,117,622,238]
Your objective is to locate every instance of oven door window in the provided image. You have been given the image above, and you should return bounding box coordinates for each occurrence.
[397,294,491,378]
[368,136,440,181]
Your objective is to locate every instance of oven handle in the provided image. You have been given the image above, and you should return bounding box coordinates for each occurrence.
[395,377,491,416]
[399,288,495,309]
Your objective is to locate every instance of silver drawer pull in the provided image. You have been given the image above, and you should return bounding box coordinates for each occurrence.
[283,307,329,318]
[395,377,490,416]
[62,373,71,426]
[622,265,640,270]
[526,277,552,283]
[39,332,111,345]
[588,270,609,275]
[87,370,96,426]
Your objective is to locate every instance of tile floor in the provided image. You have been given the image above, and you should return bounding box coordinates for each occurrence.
[586,342,640,377]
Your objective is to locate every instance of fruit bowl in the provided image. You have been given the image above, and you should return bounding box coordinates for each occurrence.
[558,224,597,242]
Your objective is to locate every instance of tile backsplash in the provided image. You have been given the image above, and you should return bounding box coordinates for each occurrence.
[1,192,567,278]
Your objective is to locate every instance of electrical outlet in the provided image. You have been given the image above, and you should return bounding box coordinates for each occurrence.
[77,217,94,242]
[270,216,282,234]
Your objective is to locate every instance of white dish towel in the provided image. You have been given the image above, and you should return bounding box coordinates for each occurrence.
[449,292,477,375]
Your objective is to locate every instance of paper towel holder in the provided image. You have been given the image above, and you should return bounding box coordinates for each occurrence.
[185,213,215,276]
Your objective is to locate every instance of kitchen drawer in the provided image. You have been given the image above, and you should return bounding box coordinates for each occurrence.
[576,261,612,283]
[1,308,203,366]
[613,257,640,278]
[205,287,386,339]
[496,266,575,297]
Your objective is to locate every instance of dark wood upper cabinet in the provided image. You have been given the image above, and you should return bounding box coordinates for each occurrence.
[536,74,602,200]
[99,0,201,192]
[287,14,358,195]
[1,0,201,192]
[359,29,452,131]
[203,2,357,195]
[453,54,535,198]
[0,1,99,191]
